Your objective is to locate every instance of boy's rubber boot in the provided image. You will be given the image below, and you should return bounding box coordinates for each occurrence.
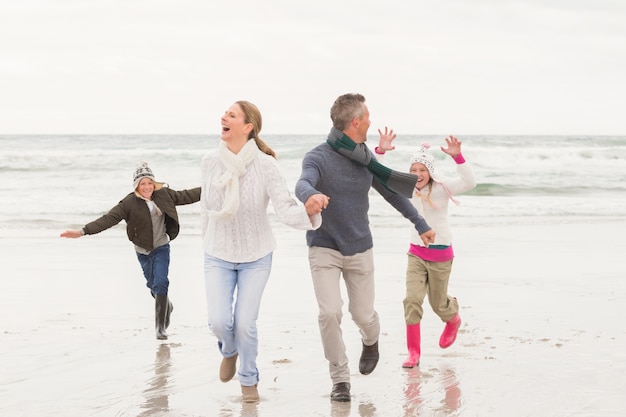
[439,313,461,348]
[402,323,421,368]
[155,295,168,340]
[165,298,173,329]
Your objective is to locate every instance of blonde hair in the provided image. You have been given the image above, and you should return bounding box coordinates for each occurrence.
[236,100,276,159]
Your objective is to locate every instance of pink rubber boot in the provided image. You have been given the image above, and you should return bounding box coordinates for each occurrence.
[402,323,421,368]
[439,313,461,349]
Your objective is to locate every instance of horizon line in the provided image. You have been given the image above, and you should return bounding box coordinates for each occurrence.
[2,132,625,137]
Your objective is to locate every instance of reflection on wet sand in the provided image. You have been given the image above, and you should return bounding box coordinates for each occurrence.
[237,402,259,417]
[329,394,379,417]
[131,344,460,417]
[403,366,462,416]
[439,369,461,412]
[138,344,171,416]
[215,393,259,417]
[403,368,424,415]
[357,401,377,416]
[330,400,351,417]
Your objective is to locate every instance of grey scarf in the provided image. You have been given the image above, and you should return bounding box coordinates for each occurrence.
[326,127,418,198]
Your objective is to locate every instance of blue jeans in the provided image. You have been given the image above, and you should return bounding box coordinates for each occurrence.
[136,244,171,296]
[204,252,272,387]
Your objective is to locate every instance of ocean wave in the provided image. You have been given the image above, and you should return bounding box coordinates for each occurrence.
[2,134,625,231]
[467,183,626,196]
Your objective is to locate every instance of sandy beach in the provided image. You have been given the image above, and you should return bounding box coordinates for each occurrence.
[1,217,625,416]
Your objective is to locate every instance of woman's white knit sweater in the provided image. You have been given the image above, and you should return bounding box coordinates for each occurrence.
[201,145,320,263]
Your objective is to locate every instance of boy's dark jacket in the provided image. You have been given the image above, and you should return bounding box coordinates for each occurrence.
[83,187,201,251]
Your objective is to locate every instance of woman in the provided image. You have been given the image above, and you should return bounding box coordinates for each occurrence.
[60,161,200,340]
[200,101,326,403]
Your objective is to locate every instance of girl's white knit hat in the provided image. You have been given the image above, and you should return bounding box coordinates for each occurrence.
[410,143,437,180]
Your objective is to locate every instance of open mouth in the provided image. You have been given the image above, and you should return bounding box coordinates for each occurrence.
[222,126,230,132]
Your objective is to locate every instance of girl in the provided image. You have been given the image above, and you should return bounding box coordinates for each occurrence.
[376,135,475,367]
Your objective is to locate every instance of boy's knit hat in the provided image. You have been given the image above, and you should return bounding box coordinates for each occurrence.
[132,161,164,190]
[410,142,437,180]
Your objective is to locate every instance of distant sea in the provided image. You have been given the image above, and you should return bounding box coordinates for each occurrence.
[1,134,625,237]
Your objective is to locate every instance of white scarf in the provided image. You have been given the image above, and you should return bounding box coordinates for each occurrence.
[207,139,258,220]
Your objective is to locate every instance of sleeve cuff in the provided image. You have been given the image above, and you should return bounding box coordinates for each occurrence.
[452,153,465,164]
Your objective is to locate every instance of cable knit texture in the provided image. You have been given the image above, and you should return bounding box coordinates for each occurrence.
[201,140,321,263]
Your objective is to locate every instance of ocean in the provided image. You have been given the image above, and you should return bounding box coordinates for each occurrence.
[1,134,625,238]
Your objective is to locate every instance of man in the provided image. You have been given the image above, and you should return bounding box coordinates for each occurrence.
[295,93,436,402]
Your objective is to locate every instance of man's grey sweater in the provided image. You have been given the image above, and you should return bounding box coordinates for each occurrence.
[295,141,431,256]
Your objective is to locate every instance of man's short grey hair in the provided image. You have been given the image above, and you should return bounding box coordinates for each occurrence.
[330,93,366,130]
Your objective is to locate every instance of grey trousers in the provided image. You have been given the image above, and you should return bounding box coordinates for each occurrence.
[403,253,459,324]
[308,246,380,384]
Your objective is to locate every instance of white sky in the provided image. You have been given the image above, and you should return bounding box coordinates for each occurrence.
[1,0,625,135]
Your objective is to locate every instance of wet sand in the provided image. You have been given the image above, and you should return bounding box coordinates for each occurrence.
[1,218,625,416]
